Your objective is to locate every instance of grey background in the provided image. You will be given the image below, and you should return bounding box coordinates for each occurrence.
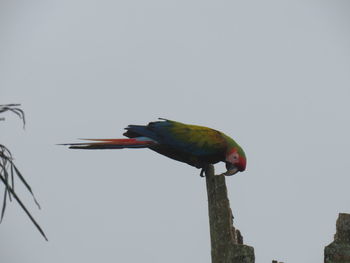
[1,1,350,262]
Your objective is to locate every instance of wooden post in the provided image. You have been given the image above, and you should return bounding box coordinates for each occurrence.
[205,164,255,263]
[325,213,350,263]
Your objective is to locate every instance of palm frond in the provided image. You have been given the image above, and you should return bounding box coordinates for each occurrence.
[0,104,47,240]
[0,104,25,128]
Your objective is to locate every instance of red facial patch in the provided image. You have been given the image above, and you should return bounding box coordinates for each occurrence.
[226,148,238,163]
[237,156,246,171]
[226,148,246,171]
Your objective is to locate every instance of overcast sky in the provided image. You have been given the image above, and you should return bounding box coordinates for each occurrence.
[1,1,350,262]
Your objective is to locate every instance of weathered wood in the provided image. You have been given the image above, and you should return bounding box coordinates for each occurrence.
[325,213,350,263]
[205,165,255,263]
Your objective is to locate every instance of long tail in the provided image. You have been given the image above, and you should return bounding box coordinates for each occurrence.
[61,137,157,150]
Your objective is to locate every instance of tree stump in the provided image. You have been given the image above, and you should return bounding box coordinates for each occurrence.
[205,165,255,263]
[324,213,350,263]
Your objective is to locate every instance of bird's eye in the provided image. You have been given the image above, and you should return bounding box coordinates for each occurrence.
[226,152,239,163]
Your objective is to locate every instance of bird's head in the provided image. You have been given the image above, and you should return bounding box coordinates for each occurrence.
[224,146,246,176]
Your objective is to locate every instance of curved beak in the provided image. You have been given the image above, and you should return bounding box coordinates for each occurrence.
[223,167,239,176]
[222,162,239,176]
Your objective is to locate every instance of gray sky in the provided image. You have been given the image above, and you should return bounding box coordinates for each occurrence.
[1,1,350,262]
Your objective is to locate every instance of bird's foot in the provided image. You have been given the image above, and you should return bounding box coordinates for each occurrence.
[199,168,206,177]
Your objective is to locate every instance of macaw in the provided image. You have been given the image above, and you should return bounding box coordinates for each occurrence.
[64,119,246,176]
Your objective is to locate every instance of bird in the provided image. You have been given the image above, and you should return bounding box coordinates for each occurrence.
[63,119,246,177]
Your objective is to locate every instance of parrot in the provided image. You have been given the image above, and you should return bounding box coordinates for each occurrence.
[63,119,246,177]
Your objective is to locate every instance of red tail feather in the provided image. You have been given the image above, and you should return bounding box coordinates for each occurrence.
[63,137,156,149]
